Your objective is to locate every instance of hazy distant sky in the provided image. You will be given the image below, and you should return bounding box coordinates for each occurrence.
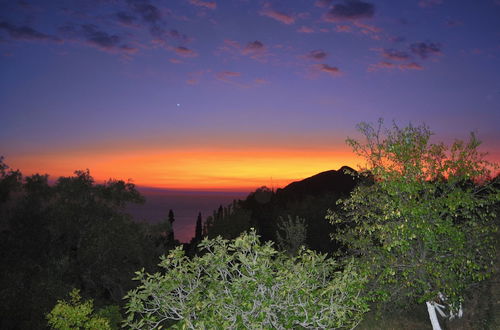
[1,0,499,190]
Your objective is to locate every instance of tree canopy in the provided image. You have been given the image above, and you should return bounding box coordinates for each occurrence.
[327,120,499,328]
[124,229,368,329]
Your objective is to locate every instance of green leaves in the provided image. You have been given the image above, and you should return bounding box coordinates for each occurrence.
[46,289,112,330]
[124,229,369,329]
[329,120,499,312]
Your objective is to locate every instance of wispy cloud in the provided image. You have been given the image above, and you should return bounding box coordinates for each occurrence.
[335,24,352,32]
[380,48,411,61]
[82,24,138,54]
[127,0,162,24]
[215,71,245,86]
[297,26,314,33]
[115,11,137,27]
[188,0,217,9]
[260,4,295,25]
[186,70,209,85]
[0,21,60,42]
[315,0,333,8]
[254,78,269,85]
[243,40,264,52]
[324,0,375,22]
[353,21,381,33]
[219,39,270,62]
[317,64,341,76]
[305,49,328,60]
[410,42,442,59]
[400,62,424,70]
[174,46,198,57]
[368,61,423,72]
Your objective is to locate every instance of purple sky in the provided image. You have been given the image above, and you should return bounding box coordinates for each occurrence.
[1,0,499,189]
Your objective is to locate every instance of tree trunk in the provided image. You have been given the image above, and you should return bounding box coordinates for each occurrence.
[426,301,442,330]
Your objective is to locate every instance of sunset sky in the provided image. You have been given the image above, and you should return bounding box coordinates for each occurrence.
[1,0,499,191]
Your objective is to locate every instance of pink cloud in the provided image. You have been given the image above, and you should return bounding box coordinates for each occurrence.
[305,49,328,61]
[260,4,295,25]
[297,26,315,33]
[315,0,333,8]
[335,24,351,32]
[254,78,269,84]
[400,62,423,70]
[317,64,341,76]
[215,71,247,87]
[219,39,269,62]
[169,58,183,64]
[186,70,209,85]
[368,61,423,72]
[188,0,217,9]
[242,40,265,55]
[353,21,382,33]
[174,46,198,57]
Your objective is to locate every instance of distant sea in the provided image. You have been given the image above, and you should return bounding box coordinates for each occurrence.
[126,187,250,243]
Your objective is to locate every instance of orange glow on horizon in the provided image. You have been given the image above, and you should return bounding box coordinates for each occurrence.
[9,148,363,191]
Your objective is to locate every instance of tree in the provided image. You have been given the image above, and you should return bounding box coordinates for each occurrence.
[167,209,175,241]
[0,168,159,329]
[46,289,112,330]
[204,200,252,240]
[327,120,499,330]
[195,212,202,241]
[275,215,307,256]
[124,229,368,329]
[168,209,175,224]
[0,156,21,204]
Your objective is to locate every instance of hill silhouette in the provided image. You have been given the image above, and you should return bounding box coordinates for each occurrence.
[203,166,364,254]
[275,166,358,201]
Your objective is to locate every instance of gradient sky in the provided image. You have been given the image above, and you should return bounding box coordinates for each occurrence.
[1,0,499,190]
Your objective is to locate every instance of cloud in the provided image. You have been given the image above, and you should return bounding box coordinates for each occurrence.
[418,0,443,8]
[215,71,244,85]
[127,0,162,24]
[368,61,423,72]
[115,12,137,27]
[242,40,266,56]
[324,0,375,22]
[260,4,295,25]
[317,64,341,76]
[0,21,60,42]
[186,70,208,85]
[297,26,314,33]
[410,42,442,59]
[216,71,240,79]
[254,78,269,84]
[174,46,197,57]
[243,40,265,53]
[306,49,328,60]
[315,0,333,8]
[335,24,352,32]
[188,0,217,9]
[381,49,411,61]
[82,24,119,48]
[353,21,381,33]
[400,62,423,70]
[150,26,190,44]
[59,24,138,55]
[219,39,269,61]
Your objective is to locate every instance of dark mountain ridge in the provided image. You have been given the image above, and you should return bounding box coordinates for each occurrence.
[275,166,359,202]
